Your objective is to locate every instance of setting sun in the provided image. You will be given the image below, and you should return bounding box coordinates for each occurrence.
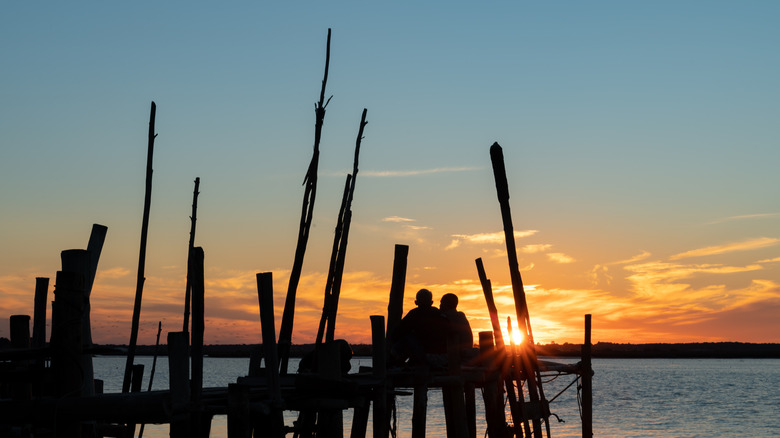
[501,319,526,346]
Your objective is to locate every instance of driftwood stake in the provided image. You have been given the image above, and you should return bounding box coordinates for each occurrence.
[318,108,368,344]
[138,321,162,438]
[581,314,593,438]
[183,177,201,334]
[386,244,409,343]
[123,101,158,394]
[32,277,49,349]
[278,28,332,374]
[489,142,549,438]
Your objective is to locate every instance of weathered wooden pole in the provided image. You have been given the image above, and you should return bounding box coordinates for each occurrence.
[79,224,107,400]
[371,315,388,438]
[257,272,284,437]
[411,366,428,438]
[386,244,409,343]
[443,332,469,438]
[191,247,213,437]
[138,321,163,438]
[10,315,32,402]
[475,258,504,350]
[51,256,87,437]
[123,101,157,394]
[489,142,548,438]
[32,277,49,348]
[278,28,332,374]
[84,224,108,346]
[476,258,521,437]
[316,174,352,345]
[581,314,593,438]
[228,383,252,438]
[183,177,201,334]
[479,331,508,438]
[168,331,191,438]
[320,108,368,344]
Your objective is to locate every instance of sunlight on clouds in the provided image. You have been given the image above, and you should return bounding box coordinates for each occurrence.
[612,251,651,265]
[97,267,131,279]
[670,237,780,260]
[446,230,538,250]
[521,244,551,254]
[758,256,780,263]
[546,253,575,264]
[382,216,416,223]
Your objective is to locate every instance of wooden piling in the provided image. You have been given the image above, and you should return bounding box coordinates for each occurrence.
[168,331,191,438]
[581,314,593,438]
[386,244,409,344]
[278,28,332,375]
[371,315,388,438]
[257,272,284,437]
[411,365,428,438]
[479,331,508,438]
[51,268,85,437]
[228,383,251,438]
[10,315,32,402]
[490,142,549,438]
[124,101,157,394]
[32,277,49,349]
[84,224,107,347]
[443,332,468,438]
[183,177,201,334]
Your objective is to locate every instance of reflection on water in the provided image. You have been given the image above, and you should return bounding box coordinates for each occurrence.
[93,356,780,438]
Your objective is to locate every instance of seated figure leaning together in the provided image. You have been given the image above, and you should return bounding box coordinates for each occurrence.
[391,288,448,366]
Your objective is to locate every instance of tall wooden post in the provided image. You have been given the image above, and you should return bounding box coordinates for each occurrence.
[257,272,284,437]
[190,247,207,436]
[32,277,49,348]
[479,331,508,438]
[10,315,32,401]
[278,28,332,375]
[582,314,593,438]
[124,101,158,394]
[386,244,409,343]
[183,177,201,334]
[169,331,191,438]
[489,142,548,438]
[371,315,388,438]
[51,266,86,437]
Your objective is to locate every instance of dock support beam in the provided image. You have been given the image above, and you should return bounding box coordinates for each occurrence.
[581,314,593,438]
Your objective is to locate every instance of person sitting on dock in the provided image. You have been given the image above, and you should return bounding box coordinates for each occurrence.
[440,293,475,360]
[391,288,448,367]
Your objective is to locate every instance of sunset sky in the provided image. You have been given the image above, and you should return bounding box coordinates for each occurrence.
[2,2,779,347]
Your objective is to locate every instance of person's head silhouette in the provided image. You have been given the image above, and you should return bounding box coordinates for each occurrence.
[440,293,458,311]
[415,288,433,308]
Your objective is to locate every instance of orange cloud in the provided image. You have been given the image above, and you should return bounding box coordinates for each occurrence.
[669,237,780,260]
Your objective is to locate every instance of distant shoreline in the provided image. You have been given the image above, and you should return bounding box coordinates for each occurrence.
[88,342,780,359]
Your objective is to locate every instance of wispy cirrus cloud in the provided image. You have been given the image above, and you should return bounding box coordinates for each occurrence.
[669,237,780,260]
[382,216,416,223]
[547,253,575,264]
[446,230,538,250]
[521,244,552,254]
[706,213,780,225]
[361,167,479,177]
[758,256,780,263]
[612,251,651,265]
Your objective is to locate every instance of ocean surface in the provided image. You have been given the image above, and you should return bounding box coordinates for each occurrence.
[93,356,780,437]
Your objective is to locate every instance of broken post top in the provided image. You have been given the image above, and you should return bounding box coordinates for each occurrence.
[489,142,510,203]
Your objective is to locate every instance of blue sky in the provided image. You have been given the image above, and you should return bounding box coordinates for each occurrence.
[1,2,779,344]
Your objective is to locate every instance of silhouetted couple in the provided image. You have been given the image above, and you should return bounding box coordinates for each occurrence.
[391,289,473,368]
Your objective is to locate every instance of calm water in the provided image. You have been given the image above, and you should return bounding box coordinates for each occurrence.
[94,356,780,437]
